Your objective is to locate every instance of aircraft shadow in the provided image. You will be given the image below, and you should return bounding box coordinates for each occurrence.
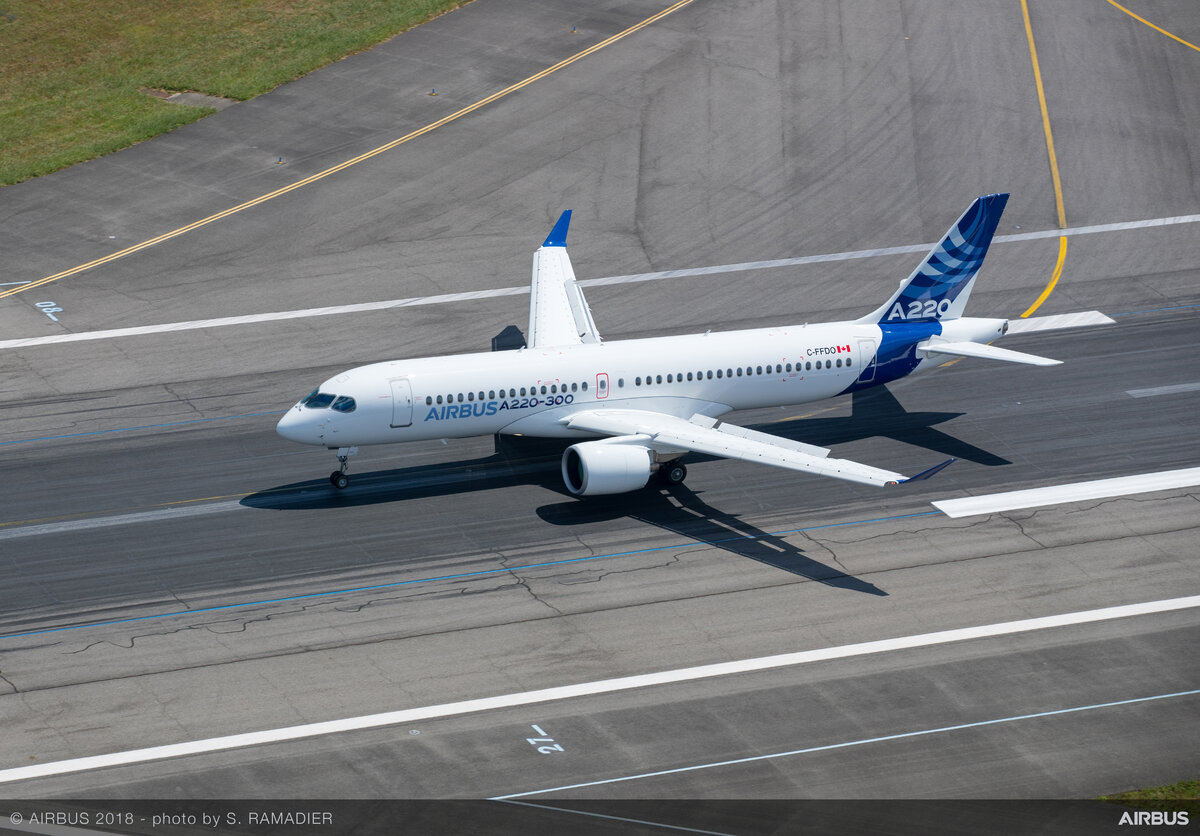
[753,385,1010,467]
[536,484,886,595]
[242,386,1000,590]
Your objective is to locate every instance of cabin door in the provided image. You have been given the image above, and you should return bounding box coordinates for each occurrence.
[390,378,413,427]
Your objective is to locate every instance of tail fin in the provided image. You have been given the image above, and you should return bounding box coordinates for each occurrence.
[858,193,1009,325]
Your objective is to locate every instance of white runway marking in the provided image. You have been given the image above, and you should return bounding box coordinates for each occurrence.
[493,688,1200,799]
[932,467,1200,518]
[2,211,1193,351]
[1126,381,1200,398]
[1,594,1197,785]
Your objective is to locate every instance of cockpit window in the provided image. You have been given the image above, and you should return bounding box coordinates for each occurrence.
[302,391,336,409]
[331,396,357,413]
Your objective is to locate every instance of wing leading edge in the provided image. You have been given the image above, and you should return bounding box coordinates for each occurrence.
[563,409,953,487]
[527,210,601,348]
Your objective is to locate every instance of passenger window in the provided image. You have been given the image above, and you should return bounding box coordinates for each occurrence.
[727,369,733,377]
[656,374,663,384]
[706,370,713,379]
[826,360,832,369]
[540,385,547,394]
[836,359,842,367]
[687,372,694,381]
[736,368,742,377]
[756,366,762,375]
[805,361,811,371]
[667,374,673,383]
[468,392,474,401]
[331,396,357,413]
[582,381,589,391]
[618,378,625,387]
[437,395,443,404]
[520,387,527,396]
[846,358,852,367]
[426,396,433,405]
[716,369,723,378]
[489,390,495,399]
[636,377,642,386]
[571,383,577,392]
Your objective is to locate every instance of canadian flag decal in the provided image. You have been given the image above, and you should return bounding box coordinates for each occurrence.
[838,345,851,353]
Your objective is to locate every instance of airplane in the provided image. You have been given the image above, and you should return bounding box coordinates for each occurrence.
[277,193,1062,494]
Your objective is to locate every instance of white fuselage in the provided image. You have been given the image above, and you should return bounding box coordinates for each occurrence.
[275,320,970,449]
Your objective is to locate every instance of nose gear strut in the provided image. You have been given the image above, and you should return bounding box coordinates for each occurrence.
[329,446,358,489]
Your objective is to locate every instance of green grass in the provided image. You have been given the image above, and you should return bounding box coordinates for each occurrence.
[1101,778,1199,812]
[0,0,467,186]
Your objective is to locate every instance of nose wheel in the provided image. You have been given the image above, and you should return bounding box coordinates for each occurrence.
[329,446,357,489]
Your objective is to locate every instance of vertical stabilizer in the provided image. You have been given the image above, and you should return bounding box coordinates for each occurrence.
[858,193,1009,324]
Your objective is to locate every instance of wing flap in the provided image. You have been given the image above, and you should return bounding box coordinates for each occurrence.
[564,409,931,487]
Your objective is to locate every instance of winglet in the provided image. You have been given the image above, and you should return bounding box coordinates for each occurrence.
[542,210,572,248]
[895,457,957,484]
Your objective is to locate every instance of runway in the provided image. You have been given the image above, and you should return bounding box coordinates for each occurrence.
[1,0,1198,822]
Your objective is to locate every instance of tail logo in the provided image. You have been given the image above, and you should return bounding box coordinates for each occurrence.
[882,193,1008,323]
[888,298,954,321]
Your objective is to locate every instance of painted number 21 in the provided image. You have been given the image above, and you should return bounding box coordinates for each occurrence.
[527,724,563,754]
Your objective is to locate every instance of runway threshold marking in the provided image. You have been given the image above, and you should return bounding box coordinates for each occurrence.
[1104,0,1200,53]
[1,594,1197,784]
[0,0,698,303]
[931,466,1200,518]
[493,687,1200,798]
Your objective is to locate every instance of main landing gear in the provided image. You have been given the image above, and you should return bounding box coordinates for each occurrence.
[657,461,687,486]
[329,446,357,489]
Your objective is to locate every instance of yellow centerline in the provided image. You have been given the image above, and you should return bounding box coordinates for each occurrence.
[0,0,698,302]
[1020,234,1067,318]
[1105,0,1200,53]
[1019,0,1068,317]
[1020,0,1066,230]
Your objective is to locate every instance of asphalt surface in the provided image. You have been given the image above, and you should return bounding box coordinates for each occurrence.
[1,0,1199,828]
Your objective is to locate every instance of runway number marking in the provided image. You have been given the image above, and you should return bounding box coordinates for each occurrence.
[35,301,63,322]
[527,725,564,754]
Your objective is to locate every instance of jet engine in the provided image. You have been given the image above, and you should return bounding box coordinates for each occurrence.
[561,440,654,496]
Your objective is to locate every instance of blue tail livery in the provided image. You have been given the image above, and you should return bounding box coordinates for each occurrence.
[860,193,1009,324]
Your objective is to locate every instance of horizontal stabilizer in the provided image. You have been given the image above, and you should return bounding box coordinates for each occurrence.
[1005,311,1114,334]
[918,340,1062,366]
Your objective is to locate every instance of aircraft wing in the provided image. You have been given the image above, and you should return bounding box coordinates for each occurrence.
[563,409,954,487]
[527,210,601,348]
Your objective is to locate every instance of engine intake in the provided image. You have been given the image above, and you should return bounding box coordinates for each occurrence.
[562,441,654,496]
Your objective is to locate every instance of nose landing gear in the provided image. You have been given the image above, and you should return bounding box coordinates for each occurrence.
[329,446,358,489]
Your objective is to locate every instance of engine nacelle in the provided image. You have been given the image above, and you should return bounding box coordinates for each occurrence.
[561,441,654,496]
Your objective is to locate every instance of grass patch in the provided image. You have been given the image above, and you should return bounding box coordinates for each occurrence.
[1101,778,1199,813]
[0,0,467,186]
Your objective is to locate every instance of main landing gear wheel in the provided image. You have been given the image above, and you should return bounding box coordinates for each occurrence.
[659,462,687,486]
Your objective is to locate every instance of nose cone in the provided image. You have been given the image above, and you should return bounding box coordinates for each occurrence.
[276,408,321,445]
